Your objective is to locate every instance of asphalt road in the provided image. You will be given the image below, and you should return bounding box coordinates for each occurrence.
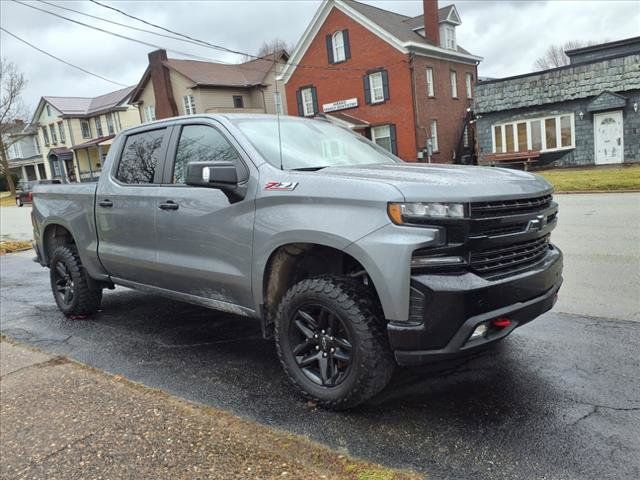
[1,251,639,480]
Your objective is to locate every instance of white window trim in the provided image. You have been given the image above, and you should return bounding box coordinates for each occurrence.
[465,73,473,99]
[58,122,66,143]
[430,120,439,152]
[491,113,575,153]
[81,119,92,139]
[301,88,314,116]
[49,124,58,144]
[183,95,196,115]
[369,71,384,104]
[371,124,392,152]
[332,31,345,62]
[106,113,115,134]
[426,67,434,97]
[450,71,458,98]
[94,117,103,137]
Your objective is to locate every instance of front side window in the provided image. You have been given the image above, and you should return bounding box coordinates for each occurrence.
[300,87,315,116]
[106,113,115,135]
[233,95,244,108]
[426,67,434,97]
[49,124,58,144]
[450,71,458,98]
[465,73,473,99]
[95,117,104,137]
[57,122,66,143]
[145,105,156,122]
[369,72,384,103]
[116,129,166,184]
[42,127,50,146]
[81,119,92,139]
[172,125,242,184]
[430,120,438,152]
[183,95,196,115]
[332,31,345,62]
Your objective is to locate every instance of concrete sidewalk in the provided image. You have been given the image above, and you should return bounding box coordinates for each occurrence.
[0,340,419,480]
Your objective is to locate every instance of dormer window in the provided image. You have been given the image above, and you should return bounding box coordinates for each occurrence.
[326,29,350,64]
[441,25,456,50]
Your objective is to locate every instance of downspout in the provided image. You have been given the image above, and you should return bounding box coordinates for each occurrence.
[409,52,428,162]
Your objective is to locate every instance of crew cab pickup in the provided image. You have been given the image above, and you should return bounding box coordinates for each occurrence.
[32,114,563,409]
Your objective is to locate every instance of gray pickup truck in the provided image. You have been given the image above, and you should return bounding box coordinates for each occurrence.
[32,114,563,409]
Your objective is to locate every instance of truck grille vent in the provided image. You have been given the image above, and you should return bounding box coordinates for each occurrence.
[471,195,552,218]
[477,223,528,237]
[408,286,426,325]
[470,235,550,277]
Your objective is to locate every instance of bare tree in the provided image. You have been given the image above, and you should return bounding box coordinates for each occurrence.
[242,38,294,62]
[0,59,28,196]
[533,40,599,70]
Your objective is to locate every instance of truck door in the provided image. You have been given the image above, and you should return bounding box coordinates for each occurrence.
[95,127,170,285]
[153,122,256,310]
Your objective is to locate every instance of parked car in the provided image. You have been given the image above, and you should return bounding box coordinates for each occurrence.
[16,179,61,206]
[31,114,563,409]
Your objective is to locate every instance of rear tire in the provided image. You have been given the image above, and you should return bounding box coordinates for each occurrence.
[275,275,394,410]
[50,245,102,317]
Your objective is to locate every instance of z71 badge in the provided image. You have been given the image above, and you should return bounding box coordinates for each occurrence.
[264,181,298,191]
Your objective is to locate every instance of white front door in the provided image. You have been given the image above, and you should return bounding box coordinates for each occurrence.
[594,111,624,164]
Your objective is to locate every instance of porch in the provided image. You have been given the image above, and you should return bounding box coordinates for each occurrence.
[71,135,114,182]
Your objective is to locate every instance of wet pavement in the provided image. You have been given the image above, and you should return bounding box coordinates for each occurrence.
[1,251,639,480]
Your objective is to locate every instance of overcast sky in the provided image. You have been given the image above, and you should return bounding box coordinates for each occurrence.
[1,0,638,115]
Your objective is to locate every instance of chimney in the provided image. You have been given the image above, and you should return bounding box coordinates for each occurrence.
[148,49,178,119]
[423,0,440,46]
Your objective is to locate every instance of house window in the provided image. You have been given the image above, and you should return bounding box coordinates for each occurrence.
[430,120,438,152]
[42,127,50,146]
[46,104,51,116]
[145,105,156,122]
[233,95,244,108]
[49,124,58,144]
[332,31,345,62]
[106,113,115,135]
[81,119,92,139]
[492,114,574,153]
[371,124,397,154]
[465,73,473,99]
[443,25,456,50]
[426,67,434,97]
[57,122,66,143]
[365,70,388,104]
[34,136,41,154]
[274,92,283,114]
[183,95,196,115]
[450,71,458,98]
[95,117,104,137]
[299,87,316,117]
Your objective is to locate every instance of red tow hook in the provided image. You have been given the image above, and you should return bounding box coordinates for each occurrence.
[491,317,512,328]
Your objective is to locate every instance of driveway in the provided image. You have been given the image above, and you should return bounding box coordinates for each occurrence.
[1,250,639,480]
[0,204,32,241]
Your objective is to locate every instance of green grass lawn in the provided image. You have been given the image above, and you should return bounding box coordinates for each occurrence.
[537,164,640,192]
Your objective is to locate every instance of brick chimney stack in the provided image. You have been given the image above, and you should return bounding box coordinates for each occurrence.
[423,0,440,46]
[148,49,178,119]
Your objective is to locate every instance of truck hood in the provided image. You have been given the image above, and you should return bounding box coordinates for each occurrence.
[316,163,553,202]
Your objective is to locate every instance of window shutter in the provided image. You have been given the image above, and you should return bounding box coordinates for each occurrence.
[390,124,397,155]
[296,89,303,116]
[311,87,319,115]
[363,75,371,104]
[325,34,334,64]
[381,70,390,101]
[343,29,351,59]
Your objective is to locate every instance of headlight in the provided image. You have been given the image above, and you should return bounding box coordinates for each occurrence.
[387,202,466,225]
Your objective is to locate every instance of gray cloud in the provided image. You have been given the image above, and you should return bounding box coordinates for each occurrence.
[1,0,638,115]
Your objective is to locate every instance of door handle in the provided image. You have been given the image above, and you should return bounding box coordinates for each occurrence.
[159,200,179,211]
[98,199,113,208]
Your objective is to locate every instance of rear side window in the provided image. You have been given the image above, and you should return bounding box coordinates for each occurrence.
[116,129,166,184]
[172,125,243,184]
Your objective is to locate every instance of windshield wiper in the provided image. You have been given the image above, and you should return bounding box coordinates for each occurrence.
[290,166,328,171]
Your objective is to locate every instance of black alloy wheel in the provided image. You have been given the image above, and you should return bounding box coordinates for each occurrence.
[289,304,353,387]
[53,259,75,306]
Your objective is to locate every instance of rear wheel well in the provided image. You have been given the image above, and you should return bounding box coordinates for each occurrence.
[262,243,381,338]
[43,224,75,266]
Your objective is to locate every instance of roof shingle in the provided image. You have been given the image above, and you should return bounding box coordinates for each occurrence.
[43,85,135,117]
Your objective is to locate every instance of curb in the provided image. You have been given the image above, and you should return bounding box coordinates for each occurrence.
[554,189,640,194]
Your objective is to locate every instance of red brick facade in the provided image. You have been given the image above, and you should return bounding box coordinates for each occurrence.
[284,3,479,163]
[285,8,418,160]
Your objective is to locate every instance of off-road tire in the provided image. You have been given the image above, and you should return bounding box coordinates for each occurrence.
[275,275,395,410]
[50,245,102,317]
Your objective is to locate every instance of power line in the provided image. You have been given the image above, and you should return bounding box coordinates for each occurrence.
[12,0,223,63]
[0,27,128,87]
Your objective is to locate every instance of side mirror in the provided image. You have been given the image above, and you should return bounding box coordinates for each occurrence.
[185,161,246,202]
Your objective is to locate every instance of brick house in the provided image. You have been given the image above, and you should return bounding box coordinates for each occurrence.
[280,0,482,162]
[131,49,289,122]
[474,37,640,167]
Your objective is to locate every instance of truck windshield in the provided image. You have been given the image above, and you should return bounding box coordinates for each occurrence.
[231,117,400,170]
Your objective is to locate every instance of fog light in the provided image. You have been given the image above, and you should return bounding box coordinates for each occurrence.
[470,323,488,340]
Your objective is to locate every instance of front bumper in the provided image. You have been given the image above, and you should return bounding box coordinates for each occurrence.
[390,246,563,366]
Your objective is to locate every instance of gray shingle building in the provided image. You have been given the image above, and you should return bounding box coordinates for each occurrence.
[474,37,640,167]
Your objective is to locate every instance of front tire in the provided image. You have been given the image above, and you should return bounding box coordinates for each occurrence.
[50,245,102,317]
[275,276,394,410]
